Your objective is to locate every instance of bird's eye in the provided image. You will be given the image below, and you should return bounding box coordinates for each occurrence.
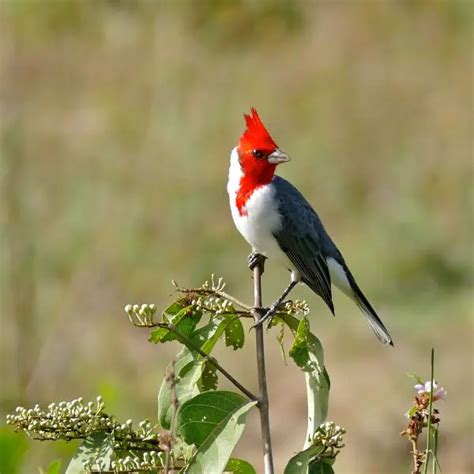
[252,149,264,158]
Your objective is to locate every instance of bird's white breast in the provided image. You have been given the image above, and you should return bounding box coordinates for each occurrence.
[227,147,287,262]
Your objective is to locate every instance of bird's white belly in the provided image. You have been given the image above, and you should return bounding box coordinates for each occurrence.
[230,185,295,270]
[227,146,297,276]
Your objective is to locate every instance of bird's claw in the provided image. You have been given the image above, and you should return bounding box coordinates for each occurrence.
[251,304,278,330]
[248,252,266,271]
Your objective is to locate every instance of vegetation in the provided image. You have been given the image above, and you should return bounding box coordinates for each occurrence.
[1,1,471,472]
[7,274,344,473]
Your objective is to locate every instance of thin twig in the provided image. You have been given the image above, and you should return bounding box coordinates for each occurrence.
[197,304,253,318]
[132,320,258,401]
[411,438,422,474]
[433,425,439,474]
[164,360,178,474]
[173,282,252,311]
[423,348,435,474]
[253,259,275,474]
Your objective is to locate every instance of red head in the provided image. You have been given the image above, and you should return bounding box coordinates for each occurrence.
[234,108,290,214]
[237,108,290,182]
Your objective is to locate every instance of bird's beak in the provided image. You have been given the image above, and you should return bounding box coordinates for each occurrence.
[268,148,291,164]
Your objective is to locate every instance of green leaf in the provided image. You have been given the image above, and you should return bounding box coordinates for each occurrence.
[0,428,28,474]
[284,443,325,474]
[44,460,62,474]
[273,312,299,333]
[289,318,318,372]
[66,432,113,473]
[305,368,330,448]
[158,315,244,429]
[406,372,424,385]
[309,460,335,474]
[158,316,226,428]
[282,315,329,448]
[158,347,202,429]
[273,317,288,364]
[163,300,188,318]
[176,391,257,474]
[225,457,257,473]
[200,360,218,391]
[200,316,231,354]
[224,316,245,350]
[176,391,248,446]
[149,305,201,344]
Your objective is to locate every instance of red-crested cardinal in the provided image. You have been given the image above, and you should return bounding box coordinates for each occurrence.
[227,108,393,345]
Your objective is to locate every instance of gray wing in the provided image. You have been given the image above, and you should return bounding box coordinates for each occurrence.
[271,176,334,314]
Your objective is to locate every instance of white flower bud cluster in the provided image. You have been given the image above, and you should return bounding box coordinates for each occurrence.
[201,274,226,292]
[6,398,161,454]
[125,303,157,326]
[311,421,346,460]
[191,295,234,315]
[6,397,108,440]
[109,450,165,472]
[81,449,165,473]
[282,299,310,316]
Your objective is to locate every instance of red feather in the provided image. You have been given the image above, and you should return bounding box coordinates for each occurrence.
[236,109,279,215]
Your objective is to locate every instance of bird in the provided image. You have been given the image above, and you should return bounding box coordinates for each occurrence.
[227,108,393,345]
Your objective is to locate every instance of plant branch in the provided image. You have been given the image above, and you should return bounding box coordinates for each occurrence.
[173,281,252,311]
[423,348,435,474]
[132,320,258,402]
[411,438,422,474]
[197,304,253,318]
[164,360,178,474]
[253,258,275,474]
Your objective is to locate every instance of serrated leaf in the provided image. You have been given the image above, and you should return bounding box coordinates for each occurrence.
[225,457,257,473]
[284,442,325,474]
[66,432,113,474]
[200,361,218,391]
[224,316,245,350]
[176,392,257,474]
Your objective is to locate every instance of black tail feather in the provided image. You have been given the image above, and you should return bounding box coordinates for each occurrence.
[346,271,393,346]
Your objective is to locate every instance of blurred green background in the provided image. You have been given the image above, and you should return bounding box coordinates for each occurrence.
[1,1,472,472]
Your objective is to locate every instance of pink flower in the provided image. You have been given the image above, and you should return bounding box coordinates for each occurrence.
[414,381,446,401]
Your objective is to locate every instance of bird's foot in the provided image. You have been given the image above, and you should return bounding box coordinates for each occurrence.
[251,306,269,316]
[248,252,266,271]
[251,303,278,330]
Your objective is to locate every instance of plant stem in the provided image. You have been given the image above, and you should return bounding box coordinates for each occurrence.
[253,258,275,474]
[164,360,178,474]
[173,282,252,311]
[147,322,258,402]
[433,426,438,474]
[411,438,421,474]
[423,348,435,474]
